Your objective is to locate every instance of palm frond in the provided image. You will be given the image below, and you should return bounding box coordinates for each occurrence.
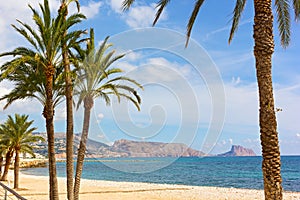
[106,76,143,89]
[97,84,121,102]
[74,31,142,112]
[11,24,39,52]
[116,85,142,104]
[275,0,291,48]
[122,0,135,11]
[116,92,141,111]
[153,0,170,26]
[186,0,205,47]
[95,37,111,64]
[229,0,247,44]
[99,68,123,82]
[41,0,51,28]
[104,54,126,70]
[293,0,300,21]
[97,92,111,106]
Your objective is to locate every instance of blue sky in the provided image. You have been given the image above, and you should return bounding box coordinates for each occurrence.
[0,0,300,155]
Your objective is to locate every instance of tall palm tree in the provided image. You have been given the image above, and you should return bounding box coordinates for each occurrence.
[58,1,85,199]
[0,114,43,189]
[1,0,65,199]
[73,29,142,200]
[0,0,85,198]
[123,0,300,199]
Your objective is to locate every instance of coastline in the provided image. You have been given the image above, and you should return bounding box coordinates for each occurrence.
[2,171,299,200]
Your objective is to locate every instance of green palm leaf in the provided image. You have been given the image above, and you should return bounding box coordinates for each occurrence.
[275,0,291,48]
[229,0,247,44]
[153,0,170,26]
[186,0,205,47]
[294,0,300,21]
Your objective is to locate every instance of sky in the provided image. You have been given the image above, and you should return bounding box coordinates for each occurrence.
[0,0,300,155]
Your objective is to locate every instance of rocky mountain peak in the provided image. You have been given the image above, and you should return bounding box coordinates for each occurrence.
[218,145,256,157]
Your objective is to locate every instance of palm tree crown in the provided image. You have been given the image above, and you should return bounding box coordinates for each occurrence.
[0,114,41,157]
[75,29,142,110]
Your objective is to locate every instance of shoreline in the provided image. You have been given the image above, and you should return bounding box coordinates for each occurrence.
[1,171,299,200]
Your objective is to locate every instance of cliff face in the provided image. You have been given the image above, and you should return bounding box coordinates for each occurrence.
[218,145,256,157]
[34,133,255,158]
[32,133,206,158]
[110,139,206,157]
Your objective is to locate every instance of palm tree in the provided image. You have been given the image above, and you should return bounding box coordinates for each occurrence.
[0,128,6,176]
[0,0,64,199]
[0,151,4,175]
[58,1,85,199]
[0,114,43,189]
[0,0,85,198]
[73,29,142,200]
[123,0,300,199]
[0,138,13,181]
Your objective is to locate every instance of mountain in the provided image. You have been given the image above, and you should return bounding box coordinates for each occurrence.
[217,145,256,157]
[33,132,110,158]
[32,133,206,158]
[110,139,206,157]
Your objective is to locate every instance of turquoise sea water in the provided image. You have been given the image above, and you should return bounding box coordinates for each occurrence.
[22,156,300,192]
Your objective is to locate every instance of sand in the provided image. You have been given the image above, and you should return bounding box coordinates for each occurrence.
[1,170,300,200]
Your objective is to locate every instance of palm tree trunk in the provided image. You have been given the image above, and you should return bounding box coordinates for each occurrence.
[0,156,3,175]
[44,66,59,200]
[253,1,282,199]
[13,149,20,189]
[60,2,74,200]
[74,97,93,200]
[1,150,13,181]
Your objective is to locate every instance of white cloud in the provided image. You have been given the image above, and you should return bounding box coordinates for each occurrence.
[275,84,300,132]
[124,51,143,61]
[224,82,258,125]
[218,139,233,147]
[0,82,11,106]
[0,81,41,114]
[54,106,66,121]
[118,62,137,72]
[0,0,46,50]
[296,133,300,139]
[70,1,102,19]
[140,57,193,83]
[108,0,167,28]
[97,134,105,139]
[0,0,101,54]
[231,76,241,85]
[97,113,104,119]
[125,4,159,28]
[109,0,123,13]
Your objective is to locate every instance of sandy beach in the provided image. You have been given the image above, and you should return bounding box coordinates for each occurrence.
[0,171,297,200]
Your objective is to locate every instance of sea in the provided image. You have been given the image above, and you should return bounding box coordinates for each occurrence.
[22,156,300,192]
